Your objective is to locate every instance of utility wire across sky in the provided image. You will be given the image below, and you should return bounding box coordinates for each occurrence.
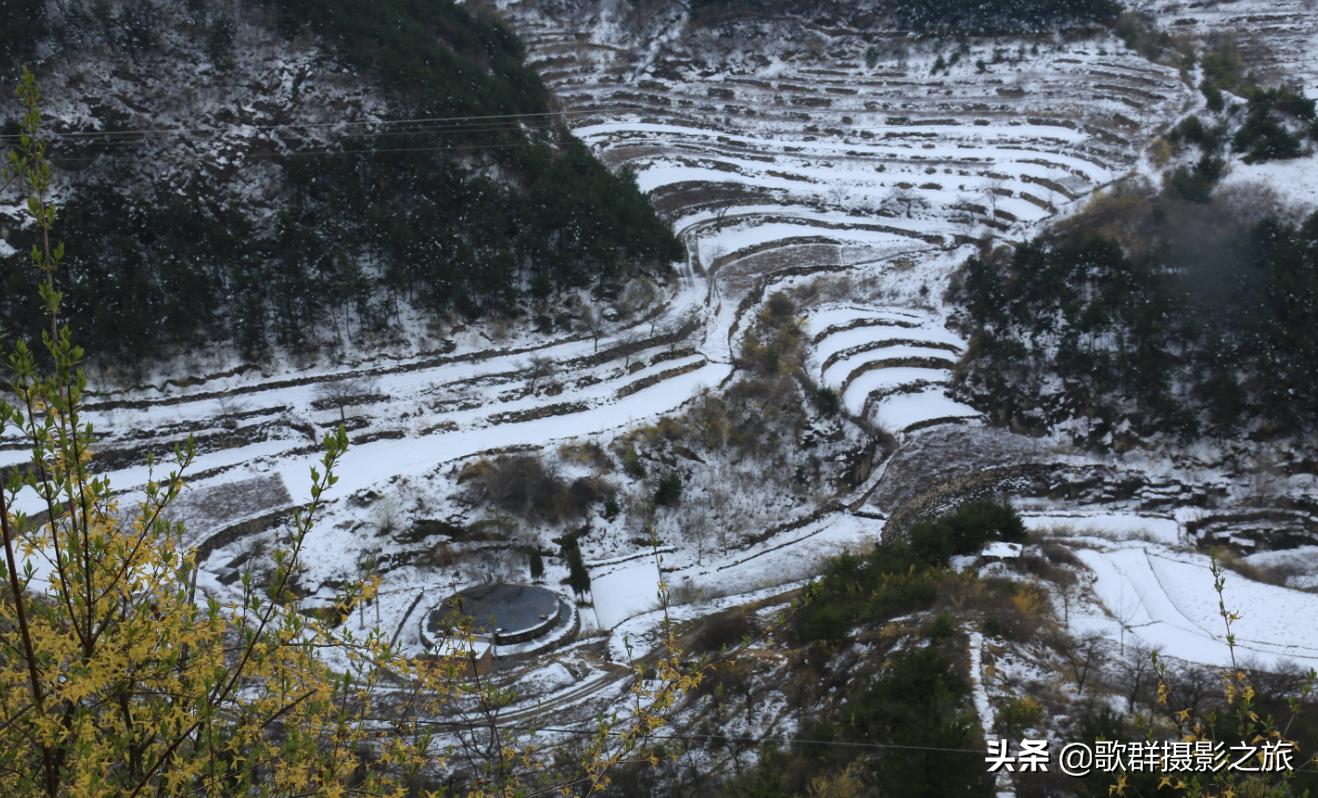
[0,106,622,143]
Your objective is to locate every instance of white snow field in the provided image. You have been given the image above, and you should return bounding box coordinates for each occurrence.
[1031,517,1318,670]
[591,558,662,629]
[1221,151,1318,209]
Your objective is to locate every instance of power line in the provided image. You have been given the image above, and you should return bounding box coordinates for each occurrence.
[38,139,562,166]
[370,715,988,756]
[381,715,1318,781]
[537,725,987,755]
[0,106,622,143]
[3,119,558,146]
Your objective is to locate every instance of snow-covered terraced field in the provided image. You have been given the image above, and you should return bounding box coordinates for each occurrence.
[0,4,1201,540]
[497,0,1194,437]
[1019,514,1318,669]
[402,0,1318,728]
[0,0,1201,651]
[1078,542,1318,669]
[9,1,1317,710]
[803,303,979,432]
[1134,0,1318,91]
[509,1,1192,238]
[0,279,731,535]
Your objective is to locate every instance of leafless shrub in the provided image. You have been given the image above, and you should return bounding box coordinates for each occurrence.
[312,375,381,423]
[215,392,247,430]
[1216,182,1293,224]
[668,578,711,605]
[557,441,614,471]
[886,186,925,218]
[691,607,762,655]
[523,355,554,392]
[980,579,1050,643]
[458,455,614,525]
[372,495,402,536]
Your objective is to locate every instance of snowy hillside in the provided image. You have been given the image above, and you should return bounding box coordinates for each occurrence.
[3,0,1318,792]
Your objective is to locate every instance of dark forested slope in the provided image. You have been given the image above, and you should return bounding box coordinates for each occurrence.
[950,188,1318,447]
[0,0,681,366]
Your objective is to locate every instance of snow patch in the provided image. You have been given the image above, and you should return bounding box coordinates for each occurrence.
[872,389,980,431]
[592,558,662,630]
[1023,513,1181,545]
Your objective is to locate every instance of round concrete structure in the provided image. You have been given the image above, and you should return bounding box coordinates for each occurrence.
[426,583,563,645]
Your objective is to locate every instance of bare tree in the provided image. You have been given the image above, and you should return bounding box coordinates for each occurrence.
[313,375,379,424]
[708,485,732,555]
[683,505,710,565]
[215,392,248,430]
[701,243,727,279]
[826,182,850,209]
[1122,642,1153,716]
[1056,632,1105,695]
[578,304,604,353]
[713,202,732,232]
[669,307,702,352]
[524,355,554,393]
[982,177,1004,218]
[887,186,923,218]
[1051,565,1079,624]
[619,331,640,368]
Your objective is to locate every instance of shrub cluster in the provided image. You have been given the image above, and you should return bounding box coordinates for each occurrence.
[0,0,45,78]
[1195,38,1315,162]
[794,500,1024,643]
[458,455,614,525]
[894,0,1117,34]
[689,503,1025,797]
[720,637,992,797]
[1232,86,1314,162]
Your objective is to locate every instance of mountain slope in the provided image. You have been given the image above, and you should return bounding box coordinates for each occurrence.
[0,0,681,367]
